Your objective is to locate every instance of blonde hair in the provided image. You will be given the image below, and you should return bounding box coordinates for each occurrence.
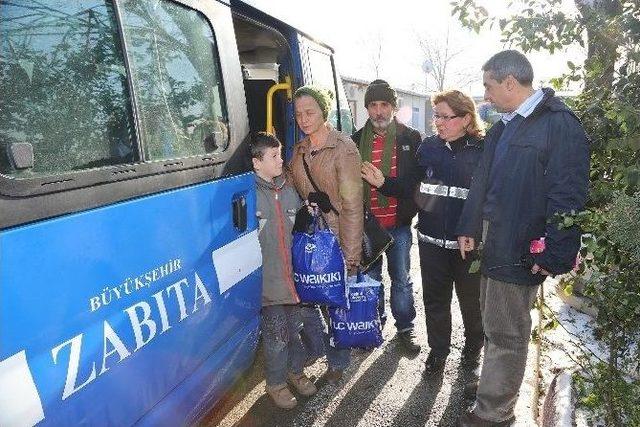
[431,90,485,138]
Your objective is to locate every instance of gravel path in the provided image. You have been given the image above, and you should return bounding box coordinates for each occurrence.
[202,239,540,427]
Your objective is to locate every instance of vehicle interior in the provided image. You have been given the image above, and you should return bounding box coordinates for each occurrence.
[232,14,292,147]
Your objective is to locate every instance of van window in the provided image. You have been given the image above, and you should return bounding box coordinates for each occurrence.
[307,48,353,134]
[334,72,354,134]
[307,49,338,116]
[0,1,136,177]
[120,0,229,161]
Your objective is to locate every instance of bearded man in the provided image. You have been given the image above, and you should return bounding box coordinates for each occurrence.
[353,79,421,354]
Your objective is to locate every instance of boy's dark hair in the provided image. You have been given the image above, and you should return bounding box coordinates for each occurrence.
[248,132,281,160]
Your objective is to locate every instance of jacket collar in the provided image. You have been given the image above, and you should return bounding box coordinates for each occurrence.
[297,126,338,154]
[531,87,575,116]
[435,133,482,151]
[256,174,286,191]
[485,87,581,143]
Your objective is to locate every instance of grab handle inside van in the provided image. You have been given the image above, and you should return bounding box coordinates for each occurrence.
[265,75,292,134]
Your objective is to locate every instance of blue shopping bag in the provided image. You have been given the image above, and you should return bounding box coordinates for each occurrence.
[329,274,383,349]
[291,214,348,308]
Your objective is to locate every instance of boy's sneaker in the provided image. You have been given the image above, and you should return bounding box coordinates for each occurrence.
[266,384,297,409]
[287,373,317,396]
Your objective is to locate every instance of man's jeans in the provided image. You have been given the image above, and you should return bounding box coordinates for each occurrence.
[366,225,416,333]
[261,305,307,386]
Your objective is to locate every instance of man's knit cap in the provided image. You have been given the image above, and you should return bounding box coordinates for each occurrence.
[364,79,397,107]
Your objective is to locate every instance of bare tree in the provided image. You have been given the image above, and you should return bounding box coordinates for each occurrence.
[416,26,478,92]
[353,29,385,79]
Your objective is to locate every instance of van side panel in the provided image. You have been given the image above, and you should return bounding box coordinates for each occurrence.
[0,173,261,426]
[136,317,259,426]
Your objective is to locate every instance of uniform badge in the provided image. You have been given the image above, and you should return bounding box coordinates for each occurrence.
[426,166,434,180]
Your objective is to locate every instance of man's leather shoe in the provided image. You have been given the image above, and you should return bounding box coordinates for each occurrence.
[397,330,421,354]
[423,351,447,374]
[456,410,515,426]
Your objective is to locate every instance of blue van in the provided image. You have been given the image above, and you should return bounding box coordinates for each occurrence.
[0,1,353,425]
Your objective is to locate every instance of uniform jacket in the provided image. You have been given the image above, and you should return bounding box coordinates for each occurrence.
[378,134,483,248]
[289,128,364,270]
[256,174,301,306]
[352,119,421,227]
[456,88,590,285]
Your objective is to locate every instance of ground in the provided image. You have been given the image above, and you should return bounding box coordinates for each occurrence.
[537,277,603,426]
[202,239,554,427]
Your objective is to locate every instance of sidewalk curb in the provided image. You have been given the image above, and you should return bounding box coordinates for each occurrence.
[532,283,543,423]
[554,280,598,318]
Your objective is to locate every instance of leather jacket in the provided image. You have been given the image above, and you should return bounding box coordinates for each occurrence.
[289,128,364,272]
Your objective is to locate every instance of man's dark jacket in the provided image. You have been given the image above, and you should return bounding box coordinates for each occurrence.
[353,119,421,227]
[456,88,590,286]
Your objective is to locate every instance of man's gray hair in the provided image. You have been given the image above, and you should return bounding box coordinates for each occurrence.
[482,50,534,86]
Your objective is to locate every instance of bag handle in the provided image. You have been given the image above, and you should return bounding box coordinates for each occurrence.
[346,272,381,288]
[311,209,330,231]
[302,153,339,216]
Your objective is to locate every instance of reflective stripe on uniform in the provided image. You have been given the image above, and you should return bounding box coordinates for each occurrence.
[448,186,469,199]
[417,231,459,249]
[419,183,469,200]
[419,183,449,197]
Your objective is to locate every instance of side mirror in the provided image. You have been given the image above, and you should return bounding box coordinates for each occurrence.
[8,142,34,170]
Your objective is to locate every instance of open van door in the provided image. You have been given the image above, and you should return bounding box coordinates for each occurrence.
[298,35,355,135]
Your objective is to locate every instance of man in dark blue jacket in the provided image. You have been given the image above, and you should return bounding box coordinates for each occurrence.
[455,50,589,427]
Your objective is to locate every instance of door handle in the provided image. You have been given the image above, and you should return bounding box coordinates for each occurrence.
[232,194,247,232]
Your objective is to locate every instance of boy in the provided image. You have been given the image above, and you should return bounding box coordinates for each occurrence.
[250,132,317,409]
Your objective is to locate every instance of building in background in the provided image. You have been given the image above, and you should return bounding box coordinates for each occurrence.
[342,76,498,138]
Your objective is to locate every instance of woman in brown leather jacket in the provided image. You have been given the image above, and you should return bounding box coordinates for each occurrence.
[289,85,363,383]
[289,85,364,273]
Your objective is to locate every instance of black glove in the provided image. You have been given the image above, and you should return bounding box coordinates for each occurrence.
[520,253,535,270]
[308,191,334,214]
[292,206,313,234]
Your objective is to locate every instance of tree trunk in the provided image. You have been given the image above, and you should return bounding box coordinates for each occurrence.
[576,0,623,92]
